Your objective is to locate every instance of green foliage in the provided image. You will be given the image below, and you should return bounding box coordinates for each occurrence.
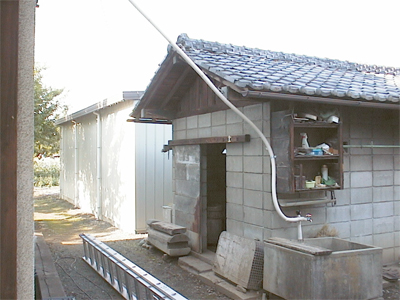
[34,66,66,158]
[34,158,60,187]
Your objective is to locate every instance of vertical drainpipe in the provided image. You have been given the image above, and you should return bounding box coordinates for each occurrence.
[93,112,102,219]
[72,120,78,207]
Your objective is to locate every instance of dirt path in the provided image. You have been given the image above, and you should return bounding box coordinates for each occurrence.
[34,188,231,300]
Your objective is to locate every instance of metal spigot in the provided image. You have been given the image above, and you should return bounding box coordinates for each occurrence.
[305,213,313,222]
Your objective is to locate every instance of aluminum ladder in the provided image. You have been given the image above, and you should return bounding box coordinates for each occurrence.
[80,233,188,300]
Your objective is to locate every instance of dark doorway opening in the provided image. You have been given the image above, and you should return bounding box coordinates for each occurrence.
[205,144,226,252]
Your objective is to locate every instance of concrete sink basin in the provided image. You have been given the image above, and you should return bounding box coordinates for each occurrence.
[263,237,382,300]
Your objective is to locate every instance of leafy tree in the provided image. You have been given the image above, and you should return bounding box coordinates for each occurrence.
[34,67,66,158]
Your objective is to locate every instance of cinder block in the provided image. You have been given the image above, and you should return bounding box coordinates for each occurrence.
[381,248,395,265]
[226,143,243,155]
[243,223,263,241]
[243,138,263,156]
[187,115,198,129]
[226,123,243,135]
[243,206,263,226]
[373,186,394,202]
[394,155,400,170]
[174,130,186,140]
[244,104,263,121]
[373,170,394,186]
[244,173,263,191]
[244,189,263,209]
[350,171,372,188]
[186,128,198,138]
[351,234,373,246]
[351,219,373,236]
[262,102,271,121]
[174,118,187,130]
[373,232,395,248]
[211,124,226,136]
[263,192,274,211]
[334,189,350,205]
[226,187,243,205]
[394,171,400,185]
[226,156,243,172]
[373,155,394,171]
[226,107,243,124]
[244,120,262,136]
[351,187,372,204]
[226,172,243,189]
[329,222,351,239]
[243,156,263,173]
[198,127,211,138]
[226,219,244,236]
[350,155,372,171]
[373,217,394,234]
[263,174,271,192]
[226,203,243,222]
[373,202,394,218]
[327,205,350,223]
[351,203,372,220]
[211,110,226,126]
[262,120,271,137]
[198,113,211,128]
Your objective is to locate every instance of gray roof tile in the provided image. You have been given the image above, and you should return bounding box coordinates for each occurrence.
[175,34,400,105]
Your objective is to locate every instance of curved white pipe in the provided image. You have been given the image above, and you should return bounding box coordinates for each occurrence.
[127,0,308,225]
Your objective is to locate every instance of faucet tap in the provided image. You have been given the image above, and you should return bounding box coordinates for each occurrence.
[305,213,312,222]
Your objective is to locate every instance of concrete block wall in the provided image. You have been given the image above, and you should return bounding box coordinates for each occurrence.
[172,104,400,264]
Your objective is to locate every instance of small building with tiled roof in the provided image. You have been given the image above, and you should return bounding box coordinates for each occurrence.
[131,34,399,264]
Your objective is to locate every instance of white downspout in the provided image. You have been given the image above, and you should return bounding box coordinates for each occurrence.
[93,112,102,219]
[72,120,78,208]
[127,1,312,240]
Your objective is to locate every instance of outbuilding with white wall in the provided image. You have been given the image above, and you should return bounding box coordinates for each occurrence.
[56,91,173,233]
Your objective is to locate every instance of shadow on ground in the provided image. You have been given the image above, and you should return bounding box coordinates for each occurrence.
[34,188,230,300]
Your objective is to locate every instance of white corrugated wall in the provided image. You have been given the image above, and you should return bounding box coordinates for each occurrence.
[59,101,172,233]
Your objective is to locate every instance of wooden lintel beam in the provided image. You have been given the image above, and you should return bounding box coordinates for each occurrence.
[169,134,250,147]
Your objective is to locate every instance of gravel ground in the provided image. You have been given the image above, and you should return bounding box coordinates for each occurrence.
[34,188,230,300]
[34,187,399,300]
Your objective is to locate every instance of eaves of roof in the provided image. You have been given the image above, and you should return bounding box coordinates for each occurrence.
[56,91,143,126]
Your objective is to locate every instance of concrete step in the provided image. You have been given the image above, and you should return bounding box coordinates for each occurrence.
[178,255,213,274]
[190,249,215,265]
[178,254,263,300]
[199,271,263,300]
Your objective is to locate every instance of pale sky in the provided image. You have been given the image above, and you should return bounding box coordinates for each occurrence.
[34,0,400,113]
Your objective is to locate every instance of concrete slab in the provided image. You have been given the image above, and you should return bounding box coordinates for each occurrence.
[179,255,264,300]
[178,255,212,274]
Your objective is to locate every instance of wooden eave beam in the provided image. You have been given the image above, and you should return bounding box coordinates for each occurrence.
[162,134,250,152]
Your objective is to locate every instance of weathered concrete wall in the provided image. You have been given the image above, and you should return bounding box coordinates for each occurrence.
[172,103,399,264]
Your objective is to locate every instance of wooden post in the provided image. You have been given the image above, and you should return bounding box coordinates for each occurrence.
[0,0,19,298]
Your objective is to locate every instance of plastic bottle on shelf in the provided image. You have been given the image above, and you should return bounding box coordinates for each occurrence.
[321,165,328,181]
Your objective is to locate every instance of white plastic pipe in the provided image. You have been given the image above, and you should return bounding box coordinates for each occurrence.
[127,0,308,226]
[72,120,78,208]
[93,112,102,219]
